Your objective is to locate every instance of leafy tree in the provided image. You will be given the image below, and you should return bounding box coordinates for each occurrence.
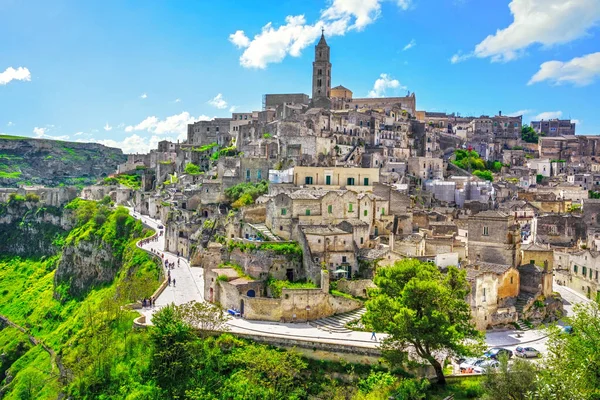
[473,170,493,181]
[174,301,230,337]
[522,125,540,143]
[529,302,600,399]
[363,259,483,385]
[185,162,202,175]
[150,304,200,398]
[481,354,539,400]
[225,180,268,208]
[452,150,486,171]
[536,174,544,184]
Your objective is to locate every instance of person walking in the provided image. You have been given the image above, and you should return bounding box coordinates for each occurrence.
[371,331,377,341]
[168,276,171,286]
[173,278,176,287]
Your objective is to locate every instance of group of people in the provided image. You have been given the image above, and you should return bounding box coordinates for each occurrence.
[165,258,179,270]
[142,297,155,308]
[139,235,158,247]
[167,269,176,287]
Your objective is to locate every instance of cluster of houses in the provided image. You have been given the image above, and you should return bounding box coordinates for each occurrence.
[76,33,600,330]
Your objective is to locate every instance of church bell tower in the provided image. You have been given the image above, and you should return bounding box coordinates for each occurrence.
[311,29,331,109]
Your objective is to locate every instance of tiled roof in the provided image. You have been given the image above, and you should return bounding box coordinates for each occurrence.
[465,262,513,280]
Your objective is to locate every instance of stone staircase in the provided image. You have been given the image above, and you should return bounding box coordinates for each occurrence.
[515,292,536,314]
[514,319,530,331]
[309,308,366,333]
[248,223,280,242]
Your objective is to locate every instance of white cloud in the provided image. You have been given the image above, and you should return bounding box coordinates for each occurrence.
[402,39,416,51]
[230,0,411,69]
[103,123,113,131]
[532,111,562,121]
[208,93,228,109]
[174,98,181,103]
[396,0,412,11]
[124,112,212,141]
[507,109,534,117]
[367,73,406,98]
[450,52,472,64]
[0,67,31,85]
[7,121,14,127]
[572,119,581,125]
[32,126,69,140]
[528,52,600,86]
[140,93,148,99]
[466,0,600,62]
[74,132,84,136]
[229,30,251,48]
[229,106,238,113]
[84,134,170,154]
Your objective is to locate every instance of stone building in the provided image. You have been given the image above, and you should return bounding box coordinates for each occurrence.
[311,31,331,109]
[467,210,522,267]
[554,249,600,300]
[187,118,233,146]
[531,118,576,137]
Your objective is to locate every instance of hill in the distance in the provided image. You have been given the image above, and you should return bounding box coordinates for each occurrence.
[0,134,126,187]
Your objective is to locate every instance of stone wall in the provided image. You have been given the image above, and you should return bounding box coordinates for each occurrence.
[336,279,375,298]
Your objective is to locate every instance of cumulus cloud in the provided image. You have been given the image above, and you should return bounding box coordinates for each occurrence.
[229,106,238,113]
[124,112,212,141]
[229,0,411,69]
[208,93,228,109]
[450,52,472,64]
[455,0,600,63]
[103,123,113,131]
[32,126,69,140]
[402,39,416,51]
[367,73,406,98]
[507,109,534,117]
[7,121,14,127]
[532,111,562,121]
[0,67,31,85]
[174,98,181,103]
[83,134,170,154]
[140,93,148,99]
[528,52,600,86]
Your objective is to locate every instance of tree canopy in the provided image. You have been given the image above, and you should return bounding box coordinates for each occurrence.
[363,259,483,385]
[521,125,540,143]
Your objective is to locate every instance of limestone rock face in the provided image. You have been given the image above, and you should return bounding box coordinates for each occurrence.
[55,236,120,299]
[0,137,127,187]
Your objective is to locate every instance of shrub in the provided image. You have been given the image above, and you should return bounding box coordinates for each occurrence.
[25,193,40,202]
[184,162,202,175]
[473,170,493,181]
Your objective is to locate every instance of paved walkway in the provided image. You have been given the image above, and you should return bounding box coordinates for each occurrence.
[127,209,593,352]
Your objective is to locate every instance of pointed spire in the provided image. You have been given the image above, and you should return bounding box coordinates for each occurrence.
[317,28,328,47]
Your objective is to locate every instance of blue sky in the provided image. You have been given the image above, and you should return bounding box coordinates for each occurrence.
[1,0,599,153]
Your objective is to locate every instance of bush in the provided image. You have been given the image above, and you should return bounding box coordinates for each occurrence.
[25,193,40,202]
[473,170,493,181]
[225,180,268,207]
[184,162,202,175]
[358,371,397,394]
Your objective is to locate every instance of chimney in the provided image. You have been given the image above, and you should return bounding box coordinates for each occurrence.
[499,111,502,116]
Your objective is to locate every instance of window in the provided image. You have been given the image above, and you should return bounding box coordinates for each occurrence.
[281,208,287,216]
[257,170,262,180]
[574,265,578,273]
[482,288,486,302]
[342,256,347,263]
[483,226,489,236]
[347,177,355,186]
[348,203,353,212]
[206,127,210,132]
[246,169,250,180]
[360,237,364,244]
[530,260,535,265]
[364,177,369,186]
[364,210,368,217]
[328,205,332,214]
[305,209,311,216]
[583,266,587,276]
[510,276,513,284]
[596,271,598,281]
[305,176,313,185]
[280,226,283,231]
[325,175,331,185]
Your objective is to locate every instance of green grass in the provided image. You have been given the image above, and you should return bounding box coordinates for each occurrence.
[102,173,142,189]
[267,277,317,298]
[0,134,28,140]
[426,377,484,400]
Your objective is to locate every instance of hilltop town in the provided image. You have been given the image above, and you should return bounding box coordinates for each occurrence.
[4,33,597,330]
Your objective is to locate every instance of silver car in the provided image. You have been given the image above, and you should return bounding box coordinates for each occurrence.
[515,346,541,358]
[473,359,500,374]
[459,358,486,372]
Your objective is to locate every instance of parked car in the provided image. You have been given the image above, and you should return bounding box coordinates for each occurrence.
[484,347,513,360]
[158,225,164,229]
[459,358,486,372]
[561,325,574,334]
[515,346,541,358]
[473,359,500,374]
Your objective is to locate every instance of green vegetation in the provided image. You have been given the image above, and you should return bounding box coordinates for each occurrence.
[210,144,240,161]
[0,198,162,398]
[184,162,202,175]
[263,133,272,139]
[267,276,318,298]
[473,170,493,181]
[225,180,268,208]
[0,134,28,140]
[589,190,600,199]
[192,142,218,152]
[259,242,302,260]
[521,124,541,143]
[102,173,142,189]
[363,259,483,385]
[536,174,544,184]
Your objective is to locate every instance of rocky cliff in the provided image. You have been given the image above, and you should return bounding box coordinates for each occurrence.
[0,135,126,187]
